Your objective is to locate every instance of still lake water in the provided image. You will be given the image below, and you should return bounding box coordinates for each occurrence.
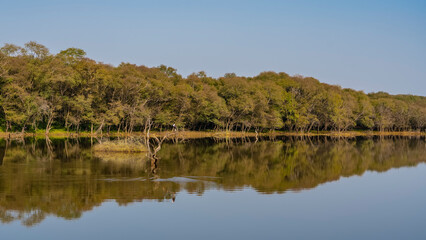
[0,136,425,239]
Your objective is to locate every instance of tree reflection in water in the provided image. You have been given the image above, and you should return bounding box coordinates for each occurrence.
[0,136,424,226]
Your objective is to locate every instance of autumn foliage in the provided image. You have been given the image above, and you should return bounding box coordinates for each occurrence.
[0,42,425,134]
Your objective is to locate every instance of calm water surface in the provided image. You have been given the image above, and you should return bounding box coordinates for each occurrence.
[0,137,425,239]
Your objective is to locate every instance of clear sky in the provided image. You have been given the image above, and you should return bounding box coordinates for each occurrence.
[1,0,425,95]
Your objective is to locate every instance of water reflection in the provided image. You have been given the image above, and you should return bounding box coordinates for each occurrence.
[0,141,4,165]
[0,136,424,226]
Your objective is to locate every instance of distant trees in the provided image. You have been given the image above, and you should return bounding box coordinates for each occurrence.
[0,42,425,133]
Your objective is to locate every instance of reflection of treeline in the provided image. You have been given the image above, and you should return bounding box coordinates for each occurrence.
[0,137,425,226]
[157,137,426,192]
[0,139,180,226]
[0,139,5,165]
[1,42,425,134]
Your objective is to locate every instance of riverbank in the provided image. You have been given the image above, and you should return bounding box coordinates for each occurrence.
[0,130,424,140]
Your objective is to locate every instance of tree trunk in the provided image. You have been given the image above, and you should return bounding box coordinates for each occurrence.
[46,114,54,135]
[96,120,104,135]
[65,111,70,133]
[129,121,134,134]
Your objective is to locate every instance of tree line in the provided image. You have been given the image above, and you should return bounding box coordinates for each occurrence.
[0,42,425,134]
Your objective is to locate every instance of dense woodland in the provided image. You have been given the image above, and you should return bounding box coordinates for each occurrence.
[0,42,425,134]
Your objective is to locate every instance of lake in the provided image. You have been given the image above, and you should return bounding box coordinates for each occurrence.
[0,136,425,239]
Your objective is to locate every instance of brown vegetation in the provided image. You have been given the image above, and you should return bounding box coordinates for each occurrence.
[93,140,147,152]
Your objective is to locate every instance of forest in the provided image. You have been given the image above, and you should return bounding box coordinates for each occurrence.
[0,42,425,134]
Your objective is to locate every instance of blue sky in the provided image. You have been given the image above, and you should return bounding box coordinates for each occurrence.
[1,0,425,95]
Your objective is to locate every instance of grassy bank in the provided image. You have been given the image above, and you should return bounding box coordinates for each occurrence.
[93,140,148,153]
[0,130,424,140]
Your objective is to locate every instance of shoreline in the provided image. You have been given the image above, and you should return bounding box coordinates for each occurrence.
[0,130,425,140]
